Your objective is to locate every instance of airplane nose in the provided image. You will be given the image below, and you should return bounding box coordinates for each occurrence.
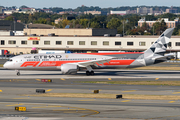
[3,62,11,69]
[3,62,7,68]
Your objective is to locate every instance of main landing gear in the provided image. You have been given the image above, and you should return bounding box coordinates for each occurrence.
[85,66,95,76]
[16,70,20,76]
[86,71,94,76]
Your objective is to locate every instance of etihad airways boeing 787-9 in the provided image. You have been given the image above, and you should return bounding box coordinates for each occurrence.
[3,28,174,76]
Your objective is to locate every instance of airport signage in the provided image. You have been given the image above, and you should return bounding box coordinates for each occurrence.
[28,37,40,40]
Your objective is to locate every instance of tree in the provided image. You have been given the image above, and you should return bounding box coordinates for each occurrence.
[144,15,157,21]
[20,5,28,9]
[173,25,180,35]
[79,19,89,28]
[107,18,121,29]
[4,16,14,21]
[34,18,47,24]
[90,21,100,28]
[159,13,177,21]
[57,19,70,28]
[152,20,167,35]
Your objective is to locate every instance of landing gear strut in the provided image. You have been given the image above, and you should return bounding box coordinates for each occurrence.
[86,71,94,76]
[16,70,20,76]
[17,72,20,76]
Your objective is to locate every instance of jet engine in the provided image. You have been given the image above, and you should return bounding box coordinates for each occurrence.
[61,64,79,74]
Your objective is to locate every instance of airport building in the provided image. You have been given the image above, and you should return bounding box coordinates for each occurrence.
[137,7,153,15]
[0,21,179,57]
[138,18,180,28]
[0,35,179,54]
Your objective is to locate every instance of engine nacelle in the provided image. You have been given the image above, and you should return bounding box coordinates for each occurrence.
[61,64,79,74]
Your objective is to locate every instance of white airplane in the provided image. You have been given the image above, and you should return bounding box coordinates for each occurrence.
[3,28,174,76]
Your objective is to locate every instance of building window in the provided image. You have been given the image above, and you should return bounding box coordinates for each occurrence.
[151,42,154,44]
[91,41,97,45]
[33,41,39,45]
[21,41,27,45]
[79,41,85,45]
[1,40,5,45]
[103,41,109,45]
[8,40,16,44]
[44,41,50,45]
[175,42,180,46]
[168,42,172,47]
[139,42,146,46]
[127,42,133,46]
[67,41,73,45]
[56,41,61,45]
[115,41,121,45]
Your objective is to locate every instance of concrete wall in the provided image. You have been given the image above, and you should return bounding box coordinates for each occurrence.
[24,29,93,36]
[92,29,117,36]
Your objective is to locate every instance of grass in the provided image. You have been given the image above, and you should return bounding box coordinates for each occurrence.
[78,81,180,86]
[24,93,180,100]
[132,66,180,71]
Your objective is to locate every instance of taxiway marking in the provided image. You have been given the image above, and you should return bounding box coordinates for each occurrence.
[32,106,62,108]
[60,78,65,81]
[169,101,176,103]
[36,79,41,81]
[13,98,30,99]
[122,90,136,92]
[108,78,112,80]
[79,99,96,101]
[121,100,131,102]
[6,103,24,106]
[46,89,52,92]
[173,92,180,94]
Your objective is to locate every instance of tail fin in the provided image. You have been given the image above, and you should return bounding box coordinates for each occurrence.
[143,28,174,59]
[129,28,174,67]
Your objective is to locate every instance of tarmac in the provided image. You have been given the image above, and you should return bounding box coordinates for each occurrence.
[0,66,180,119]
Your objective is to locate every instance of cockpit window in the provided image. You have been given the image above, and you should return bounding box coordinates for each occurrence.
[8,59,13,62]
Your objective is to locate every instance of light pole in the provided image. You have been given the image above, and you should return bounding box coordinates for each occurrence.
[16,45,18,55]
[123,21,124,36]
[119,46,122,52]
[66,46,69,53]
[14,21,16,35]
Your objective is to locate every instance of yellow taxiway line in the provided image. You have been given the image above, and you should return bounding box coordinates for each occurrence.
[6,103,24,106]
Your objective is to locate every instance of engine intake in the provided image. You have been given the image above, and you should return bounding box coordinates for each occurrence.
[61,64,79,74]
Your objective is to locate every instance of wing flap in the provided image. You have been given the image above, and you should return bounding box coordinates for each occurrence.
[77,58,112,67]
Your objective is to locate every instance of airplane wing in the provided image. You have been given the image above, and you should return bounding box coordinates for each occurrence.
[76,58,113,68]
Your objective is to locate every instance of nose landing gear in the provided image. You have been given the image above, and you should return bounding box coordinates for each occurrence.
[16,70,20,76]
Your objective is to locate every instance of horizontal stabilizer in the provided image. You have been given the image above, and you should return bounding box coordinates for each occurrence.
[152,53,174,60]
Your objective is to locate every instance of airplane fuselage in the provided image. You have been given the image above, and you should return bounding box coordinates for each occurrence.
[3,52,144,70]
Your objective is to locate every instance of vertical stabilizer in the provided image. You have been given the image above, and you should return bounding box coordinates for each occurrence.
[143,28,174,58]
[128,28,174,67]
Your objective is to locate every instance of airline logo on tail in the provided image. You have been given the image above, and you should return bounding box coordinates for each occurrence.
[129,28,174,67]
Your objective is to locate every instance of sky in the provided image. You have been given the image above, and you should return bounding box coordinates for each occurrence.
[0,0,180,9]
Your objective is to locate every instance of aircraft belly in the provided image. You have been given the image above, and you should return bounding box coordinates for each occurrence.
[95,65,129,69]
[17,66,58,70]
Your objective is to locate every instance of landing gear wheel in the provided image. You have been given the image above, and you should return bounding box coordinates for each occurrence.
[17,72,20,76]
[86,71,90,76]
[90,71,94,75]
